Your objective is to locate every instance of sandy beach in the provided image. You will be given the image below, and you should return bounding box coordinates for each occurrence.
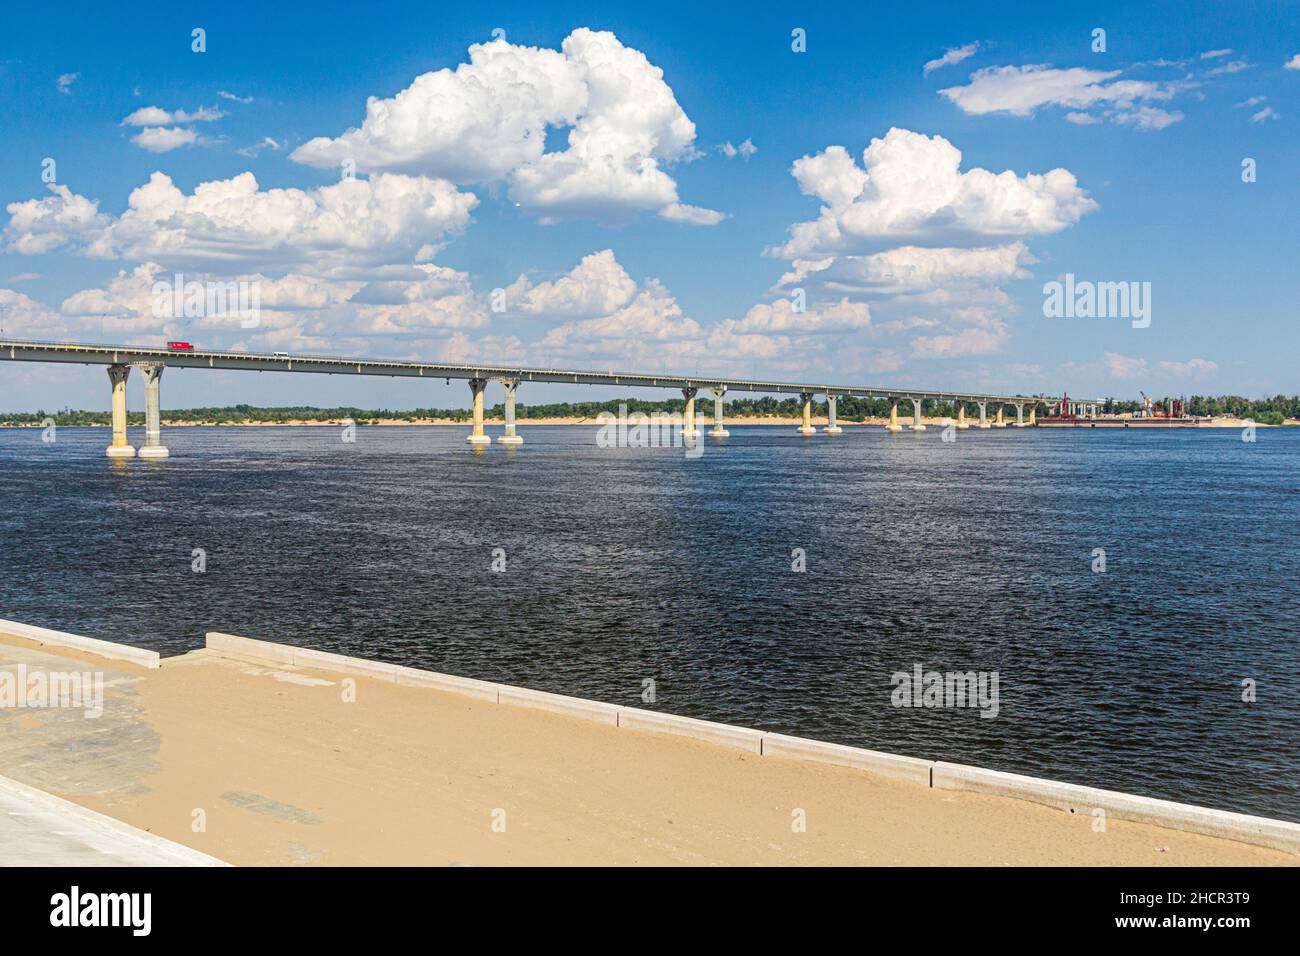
[1,631,1292,866]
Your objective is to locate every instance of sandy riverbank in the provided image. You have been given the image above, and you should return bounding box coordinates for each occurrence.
[0,630,1292,866]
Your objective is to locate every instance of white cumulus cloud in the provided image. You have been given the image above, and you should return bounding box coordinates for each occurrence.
[0,287,64,334]
[768,128,1096,258]
[122,105,223,126]
[735,297,871,334]
[539,278,702,358]
[290,29,721,225]
[4,172,478,272]
[4,184,110,255]
[719,138,757,159]
[777,242,1035,295]
[131,127,201,153]
[504,249,637,318]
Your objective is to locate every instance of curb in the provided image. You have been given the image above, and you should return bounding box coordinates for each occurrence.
[0,619,160,669]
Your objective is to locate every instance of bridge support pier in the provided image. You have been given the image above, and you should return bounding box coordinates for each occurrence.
[910,397,927,431]
[957,404,969,429]
[978,402,990,429]
[1014,403,1027,427]
[466,378,491,445]
[1027,404,1037,426]
[105,365,135,458]
[824,394,842,435]
[994,404,1007,428]
[498,379,522,444]
[682,387,700,438]
[708,386,729,437]
[797,391,816,435]
[138,364,169,459]
[885,397,903,432]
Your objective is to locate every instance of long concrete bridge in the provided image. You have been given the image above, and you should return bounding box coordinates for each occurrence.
[1,338,1092,458]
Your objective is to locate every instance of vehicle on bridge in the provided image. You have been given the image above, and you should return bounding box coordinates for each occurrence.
[167,341,194,352]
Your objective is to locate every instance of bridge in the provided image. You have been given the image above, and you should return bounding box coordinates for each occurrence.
[0,338,1100,458]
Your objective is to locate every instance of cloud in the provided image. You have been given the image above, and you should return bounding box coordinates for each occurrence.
[122,105,223,126]
[1205,59,1248,77]
[658,202,728,225]
[121,106,173,126]
[1103,354,1217,382]
[0,287,64,334]
[940,64,1185,128]
[1200,49,1234,60]
[768,128,1096,258]
[760,130,1084,370]
[290,29,721,225]
[235,136,283,158]
[539,278,702,357]
[777,242,1034,295]
[131,127,201,153]
[504,249,637,317]
[735,297,871,334]
[719,138,757,159]
[55,72,79,95]
[1236,95,1268,108]
[54,259,482,343]
[218,90,254,104]
[1112,106,1184,130]
[1158,358,1217,377]
[1104,352,1148,379]
[435,331,528,366]
[910,325,1004,358]
[1249,106,1279,123]
[4,172,478,272]
[924,42,979,75]
[4,184,109,255]
[1286,54,1300,71]
[121,105,224,153]
[1065,111,1102,125]
[347,264,487,333]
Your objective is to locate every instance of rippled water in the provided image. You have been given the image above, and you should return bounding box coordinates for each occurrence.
[2,423,1297,820]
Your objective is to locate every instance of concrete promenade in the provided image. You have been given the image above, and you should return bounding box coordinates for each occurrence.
[0,773,226,866]
[0,625,1295,866]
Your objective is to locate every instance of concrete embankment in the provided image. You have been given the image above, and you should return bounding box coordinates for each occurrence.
[0,620,1296,866]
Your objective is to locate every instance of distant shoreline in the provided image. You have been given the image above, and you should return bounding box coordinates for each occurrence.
[0,415,1282,429]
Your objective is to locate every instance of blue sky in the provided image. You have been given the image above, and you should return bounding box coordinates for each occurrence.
[1,0,1297,411]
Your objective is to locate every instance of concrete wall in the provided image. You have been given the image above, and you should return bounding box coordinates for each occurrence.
[199,631,1300,855]
[0,618,160,669]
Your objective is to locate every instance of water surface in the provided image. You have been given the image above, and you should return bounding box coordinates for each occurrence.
[2,423,1296,820]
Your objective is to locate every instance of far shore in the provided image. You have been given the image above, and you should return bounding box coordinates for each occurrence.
[0,415,1282,429]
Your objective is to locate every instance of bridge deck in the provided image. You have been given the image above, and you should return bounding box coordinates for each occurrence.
[0,338,1091,405]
